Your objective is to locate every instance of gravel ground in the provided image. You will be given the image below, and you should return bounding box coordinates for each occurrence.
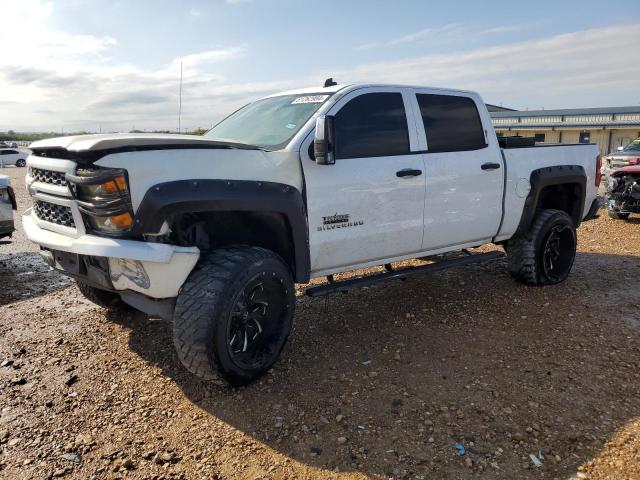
[1,165,639,480]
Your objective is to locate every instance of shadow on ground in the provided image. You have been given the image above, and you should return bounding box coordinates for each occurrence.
[0,252,72,306]
[109,250,639,478]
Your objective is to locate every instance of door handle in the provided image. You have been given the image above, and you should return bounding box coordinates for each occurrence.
[481,162,501,170]
[396,168,422,178]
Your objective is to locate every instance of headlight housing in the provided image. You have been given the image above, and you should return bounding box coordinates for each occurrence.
[66,168,134,236]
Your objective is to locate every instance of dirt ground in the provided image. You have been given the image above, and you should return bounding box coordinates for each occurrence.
[1,165,639,480]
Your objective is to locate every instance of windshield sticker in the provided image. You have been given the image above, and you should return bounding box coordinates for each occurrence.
[285,123,296,129]
[292,95,329,104]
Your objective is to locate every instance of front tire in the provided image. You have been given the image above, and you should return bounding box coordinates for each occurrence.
[16,159,26,167]
[507,209,577,286]
[173,246,295,386]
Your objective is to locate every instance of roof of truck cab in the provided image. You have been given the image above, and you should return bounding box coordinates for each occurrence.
[268,83,478,98]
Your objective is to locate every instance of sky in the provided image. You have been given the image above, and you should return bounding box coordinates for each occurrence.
[0,0,639,133]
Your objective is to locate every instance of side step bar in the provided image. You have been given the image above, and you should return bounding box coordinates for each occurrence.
[305,250,505,297]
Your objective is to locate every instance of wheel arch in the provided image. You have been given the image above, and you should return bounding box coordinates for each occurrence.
[516,165,587,236]
[131,179,310,283]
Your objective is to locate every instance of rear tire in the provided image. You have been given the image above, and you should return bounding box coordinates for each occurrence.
[16,159,26,167]
[507,209,577,285]
[76,281,130,310]
[173,246,295,386]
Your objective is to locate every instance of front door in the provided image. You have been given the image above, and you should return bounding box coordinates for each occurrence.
[302,89,426,275]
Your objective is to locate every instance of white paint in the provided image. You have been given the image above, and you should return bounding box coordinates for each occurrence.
[109,252,199,298]
[516,178,530,198]
[96,148,303,211]
[23,211,198,263]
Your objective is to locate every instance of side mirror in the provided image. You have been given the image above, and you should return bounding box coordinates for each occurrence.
[617,146,624,151]
[314,115,335,165]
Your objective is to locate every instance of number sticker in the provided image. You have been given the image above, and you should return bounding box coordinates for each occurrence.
[291,95,329,104]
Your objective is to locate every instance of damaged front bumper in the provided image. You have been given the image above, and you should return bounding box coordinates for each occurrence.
[23,209,199,302]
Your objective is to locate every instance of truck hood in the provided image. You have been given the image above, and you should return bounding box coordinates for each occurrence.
[29,133,263,154]
[0,175,9,187]
[606,151,640,159]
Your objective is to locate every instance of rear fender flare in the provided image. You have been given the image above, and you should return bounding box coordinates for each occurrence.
[515,165,586,235]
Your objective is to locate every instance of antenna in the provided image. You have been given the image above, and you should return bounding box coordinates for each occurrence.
[178,61,183,133]
[324,77,337,88]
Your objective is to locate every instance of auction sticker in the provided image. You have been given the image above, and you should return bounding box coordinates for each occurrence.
[292,95,329,104]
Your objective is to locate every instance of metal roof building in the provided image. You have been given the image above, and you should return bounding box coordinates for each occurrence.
[490,106,640,155]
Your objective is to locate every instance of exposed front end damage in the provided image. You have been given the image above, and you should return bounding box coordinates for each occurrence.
[605,166,640,219]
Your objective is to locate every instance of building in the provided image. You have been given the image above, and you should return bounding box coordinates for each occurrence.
[489,106,640,155]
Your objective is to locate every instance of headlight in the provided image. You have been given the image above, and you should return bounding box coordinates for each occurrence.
[76,174,128,199]
[66,168,134,236]
[86,211,133,234]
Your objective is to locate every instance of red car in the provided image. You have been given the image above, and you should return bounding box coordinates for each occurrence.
[606,164,640,220]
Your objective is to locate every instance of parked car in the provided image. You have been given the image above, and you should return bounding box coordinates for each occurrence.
[605,164,640,220]
[602,138,640,177]
[0,175,16,240]
[22,82,601,385]
[0,149,28,167]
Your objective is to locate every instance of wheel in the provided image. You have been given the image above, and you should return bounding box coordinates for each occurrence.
[607,209,630,220]
[507,209,577,285]
[173,246,295,386]
[16,159,26,167]
[76,281,130,310]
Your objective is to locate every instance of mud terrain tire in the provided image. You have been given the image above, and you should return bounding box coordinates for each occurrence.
[507,209,577,286]
[173,246,295,386]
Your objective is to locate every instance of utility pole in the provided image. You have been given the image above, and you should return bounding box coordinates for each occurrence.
[178,61,183,133]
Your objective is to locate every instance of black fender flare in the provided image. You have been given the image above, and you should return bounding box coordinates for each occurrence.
[515,165,587,236]
[130,179,310,283]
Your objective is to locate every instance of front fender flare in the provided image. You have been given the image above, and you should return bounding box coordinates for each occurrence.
[130,179,310,282]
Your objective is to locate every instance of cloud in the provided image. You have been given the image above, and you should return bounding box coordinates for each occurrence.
[337,24,640,109]
[357,23,463,50]
[0,1,638,132]
[189,8,201,16]
[169,47,246,72]
[481,24,531,34]
[88,92,172,110]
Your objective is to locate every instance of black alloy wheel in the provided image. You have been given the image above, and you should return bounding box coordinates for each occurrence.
[540,224,576,283]
[227,272,290,371]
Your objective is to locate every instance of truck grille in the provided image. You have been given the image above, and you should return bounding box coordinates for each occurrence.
[30,167,68,186]
[33,200,75,228]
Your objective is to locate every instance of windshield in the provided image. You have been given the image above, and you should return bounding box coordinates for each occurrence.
[623,139,640,152]
[205,93,332,149]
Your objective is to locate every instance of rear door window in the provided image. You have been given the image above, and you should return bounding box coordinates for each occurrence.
[416,94,486,152]
[335,92,410,159]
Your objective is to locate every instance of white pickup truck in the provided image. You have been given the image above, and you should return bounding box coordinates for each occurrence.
[23,82,601,385]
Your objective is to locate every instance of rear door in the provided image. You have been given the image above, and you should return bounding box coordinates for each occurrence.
[412,91,504,250]
[302,88,426,275]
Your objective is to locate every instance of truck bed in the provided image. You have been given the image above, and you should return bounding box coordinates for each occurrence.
[495,142,600,242]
